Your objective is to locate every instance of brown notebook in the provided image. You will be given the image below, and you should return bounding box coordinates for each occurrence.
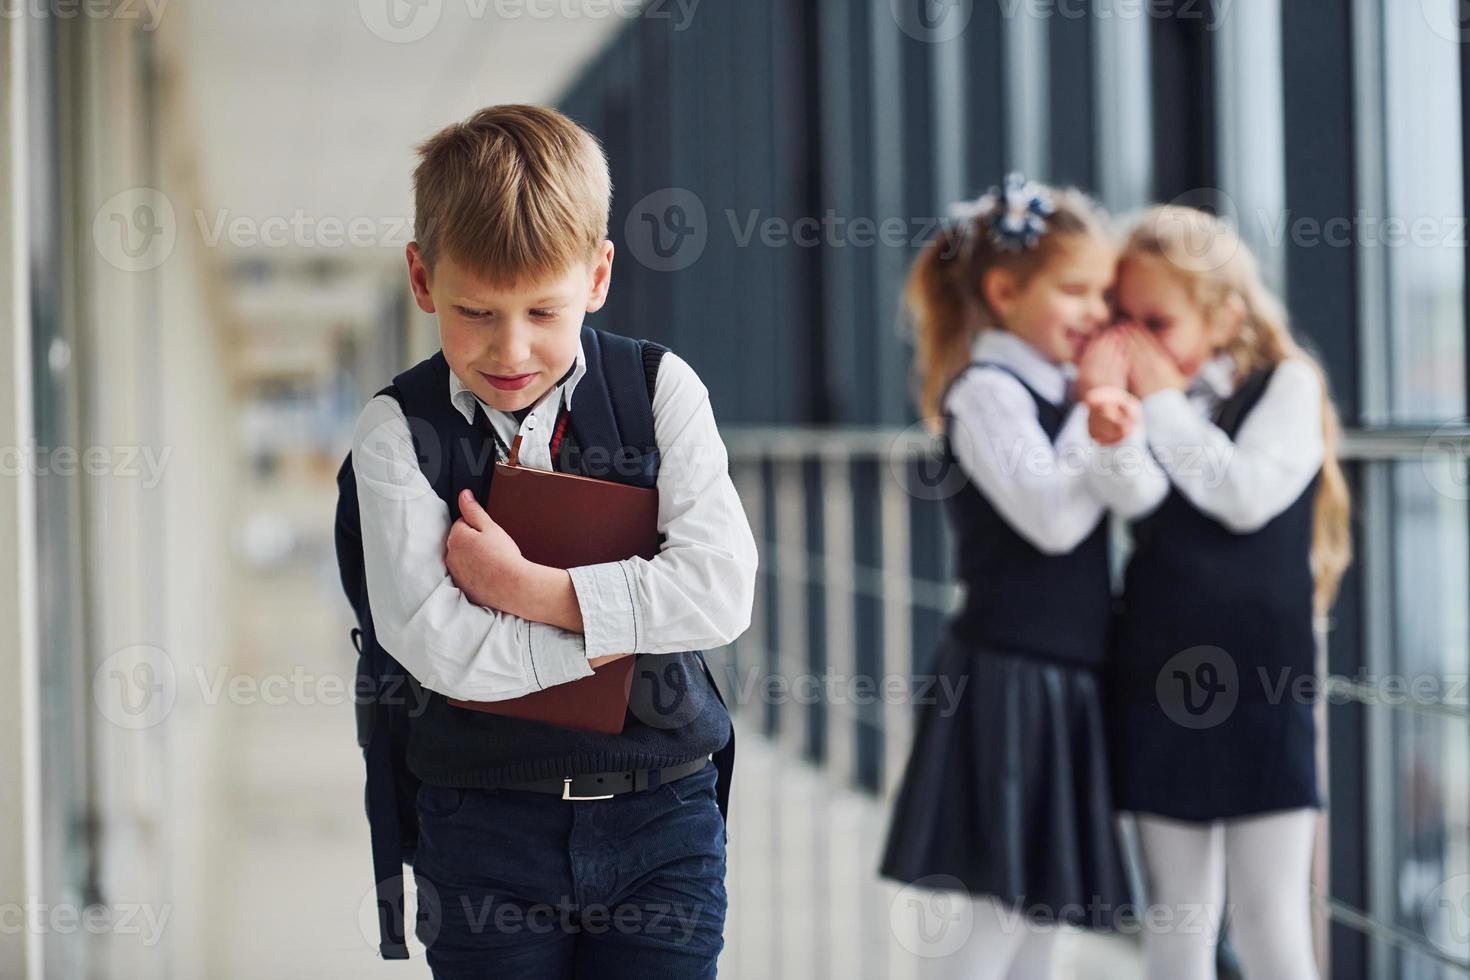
[445,434,660,734]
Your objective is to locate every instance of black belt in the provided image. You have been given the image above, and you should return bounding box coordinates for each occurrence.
[499,755,711,801]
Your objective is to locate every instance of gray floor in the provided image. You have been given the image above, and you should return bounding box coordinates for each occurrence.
[205,464,1145,978]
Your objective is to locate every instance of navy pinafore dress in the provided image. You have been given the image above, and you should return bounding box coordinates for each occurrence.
[878,362,1133,930]
[1110,365,1324,821]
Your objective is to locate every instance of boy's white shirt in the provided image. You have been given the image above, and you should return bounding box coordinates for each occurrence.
[943,329,1162,556]
[1110,352,1326,533]
[351,338,759,702]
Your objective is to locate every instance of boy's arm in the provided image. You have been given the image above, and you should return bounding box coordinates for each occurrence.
[351,394,597,700]
[562,352,760,658]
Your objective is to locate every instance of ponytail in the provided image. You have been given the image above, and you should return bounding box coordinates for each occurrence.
[908,225,980,434]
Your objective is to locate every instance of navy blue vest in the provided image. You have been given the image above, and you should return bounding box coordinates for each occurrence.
[941,362,1112,667]
[1113,365,1320,702]
[388,328,732,788]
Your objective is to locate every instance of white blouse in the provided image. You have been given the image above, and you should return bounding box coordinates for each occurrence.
[943,329,1164,555]
[1109,353,1327,532]
[351,338,759,702]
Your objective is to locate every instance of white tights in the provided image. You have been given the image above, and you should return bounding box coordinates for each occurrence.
[941,895,1061,980]
[1135,808,1319,980]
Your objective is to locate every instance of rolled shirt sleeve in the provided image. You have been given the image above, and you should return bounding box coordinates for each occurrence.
[351,394,594,700]
[567,352,759,658]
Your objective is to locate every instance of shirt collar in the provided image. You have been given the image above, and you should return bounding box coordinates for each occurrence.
[969,329,1073,405]
[1189,352,1237,401]
[448,336,588,428]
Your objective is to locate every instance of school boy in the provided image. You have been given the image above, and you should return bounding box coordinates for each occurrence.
[350,104,758,979]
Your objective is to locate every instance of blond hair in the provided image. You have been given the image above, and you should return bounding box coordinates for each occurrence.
[907,184,1110,431]
[1121,205,1352,613]
[411,104,611,285]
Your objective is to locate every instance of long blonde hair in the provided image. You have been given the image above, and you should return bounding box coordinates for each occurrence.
[1121,205,1352,613]
[907,184,1110,433]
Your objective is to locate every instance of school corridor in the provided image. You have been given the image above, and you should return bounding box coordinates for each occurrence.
[2,2,1469,979]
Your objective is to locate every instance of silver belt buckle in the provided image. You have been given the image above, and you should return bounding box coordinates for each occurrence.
[562,776,614,801]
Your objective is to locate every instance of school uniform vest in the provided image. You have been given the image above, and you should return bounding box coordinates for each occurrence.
[389,332,731,789]
[942,363,1112,667]
[1113,365,1320,703]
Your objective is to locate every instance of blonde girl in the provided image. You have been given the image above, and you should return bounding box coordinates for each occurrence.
[1100,204,1350,980]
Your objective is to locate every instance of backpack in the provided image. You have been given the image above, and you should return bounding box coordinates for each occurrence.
[333,328,734,959]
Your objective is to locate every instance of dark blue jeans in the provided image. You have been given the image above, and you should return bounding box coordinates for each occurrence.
[412,759,727,978]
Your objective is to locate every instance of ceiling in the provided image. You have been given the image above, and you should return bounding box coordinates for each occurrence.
[180,0,628,272]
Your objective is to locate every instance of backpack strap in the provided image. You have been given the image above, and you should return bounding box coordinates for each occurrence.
[569,325,661,488]
[340,382,417,960]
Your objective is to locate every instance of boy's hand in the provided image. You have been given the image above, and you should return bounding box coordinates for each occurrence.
[1085,385,1140,446]
[446,489,525,610]
[589,653,634,668]
[1075,328,1129,400]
